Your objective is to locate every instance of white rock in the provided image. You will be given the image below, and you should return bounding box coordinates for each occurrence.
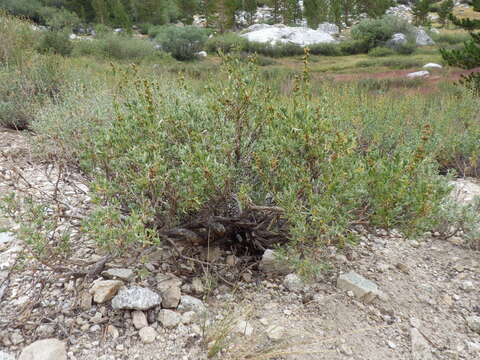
[259,249,292,275]
[415,28,434,46]
[235,320,253,337]
[101,268,135,281]
[112,286,161,310]
[449,178,480,204]
[266,324,284,341]
[461,281,474,292]
[283,273,304,292]
[132,311,148,329]
[196,51,207,57]
[138,327,157,344]
[191,278,204,295]
[407,71,430,79]
[466,341,480,352]
[388,33,408,46]
[423,63,442,69]
[69,34,77,40]
[158,309,181,328]
[467,316,480,334]
[337,271,381,303]
[89,280,123,303]
[181,311,196,324]
[19,339,67,360]
[177,295,206,314]
[317,22,339,35]
[0,351,15,360]
[0,232,13,245]
[241,24,335,46]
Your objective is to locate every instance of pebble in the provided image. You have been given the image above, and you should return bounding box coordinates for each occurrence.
[101,268,135,281]
[18,338,66,360]
[466,316,480,334]
[132,311,148,330]
[158,309,181,328]
[89,280,123,303]
[266,325,284,341]
[111,286,161,310]
[461,281,474,292]
[283,273,304,292]
[235,321,253,337]
[139,327,157,344]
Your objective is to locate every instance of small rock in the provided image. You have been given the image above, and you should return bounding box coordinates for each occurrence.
[461,281,474,292]
[411,328,434,360]
[423,63,442,69]
[10,332,24,345]
[337,271,381,303]
[106,325,119,339]
[177,295,206,314]
[226,255,237,266]
[111,286,161,310]
[138,327,157,344]
[158,309,181,328]
[259,249,292,275]
[266,325,284,341]
[376,263,389,273]
[235,320,253,337]
[89,325,101,332]
[89,312,103,324]
[283,273,303,292]
[0,351,14,360]
[406,71,429,79]
[181,311,196,324]
[191,278,204,295]
[340,344,353,356]
[466,341,480,352]
[101,268,135,281]
[36,324,55,338]
[242,273,252,282]
[132,311,148,330]
[387,341,397,349]
[77,290,92,311]
[196,51,207,58]
[334,254,348,263]
[19,338,66,360]
[89,280,123,303]
[466,316,480,334]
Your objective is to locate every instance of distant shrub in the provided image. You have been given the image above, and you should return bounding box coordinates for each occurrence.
[394,41,416,55]
[38,6,81,31]
[0,11,37,65]
[138,23,153,35]
[36,31,73,56]
[351,15,415,50]
[309,42,343,56]
[243,41,304,57]
[206,33,248,54]
[154,25,209,61]
[0,0,42,21]
[368,46,395,57]
[431,32,471,45]
[338,39,371,55]
[72,34,161,61]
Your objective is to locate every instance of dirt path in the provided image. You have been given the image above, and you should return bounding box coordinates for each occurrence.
[0,130,479,360]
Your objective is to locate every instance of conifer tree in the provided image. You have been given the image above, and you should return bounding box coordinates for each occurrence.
[438,0,454,27]
[110,0,131,28]
[411,0,431,26]
[91,0,109,24]
[441,6,480,94]
[244,0,257,25]
[303,0,328,28]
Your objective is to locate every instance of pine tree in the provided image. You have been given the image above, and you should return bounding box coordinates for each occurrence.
[244,0,257,25]
[91,0,109,24]
[473,0,480,12]
[359,0,393,18]
[440,6,480,94]
[304,0,327,29]
[110,0,131,28]
[438,0,454,27]
[177,0,199,24]
[411,0,431,26]
[281,0,301,25]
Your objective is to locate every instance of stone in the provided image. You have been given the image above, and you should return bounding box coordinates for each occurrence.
[11,332,24,345]
[0,232,13,245]
[90,312,103,324]
[423,63,442,69]
[19,339,67,360]
[0,351,14,360]
[461,281,474,292]
[337,271,381,303]
[111,286,161,310]
[266,325,284,341]
[132,311,148,330]
[283,274,303,292]
[259,249,292,275]
[415,28,434,46]
[177,295,206,314]
[226,255,237,266]
[89,280,123,303]
[181,311,196,324]
[387,33,407,47]
[317,22,340,35]
[466,316,480,334]
[36,324,55,338]
[407,71,430,79]
[466,341,480,352]
[449,178,480,205]
[410,328,434,360]
[241,24,336,46]
[235,320,253,337]
[190,278,204,295]
[138,327,157,344]
[196,51,207,57]
[78,290,92,310]
[106,325,119,339]
[158,309,181,328]
[161,285,181,309]
[101,268,135,281]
